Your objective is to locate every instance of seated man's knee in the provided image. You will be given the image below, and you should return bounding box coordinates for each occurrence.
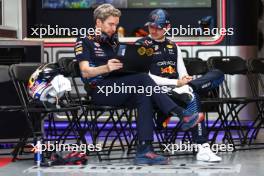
[135,73,155,85]
[134,73,149,79]
[211,69,224,78]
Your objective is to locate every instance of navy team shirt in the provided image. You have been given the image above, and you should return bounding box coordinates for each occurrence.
[136,36,179,79]
[74,35,118,83]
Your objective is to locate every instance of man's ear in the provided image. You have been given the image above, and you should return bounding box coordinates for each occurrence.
[96,19,102,27]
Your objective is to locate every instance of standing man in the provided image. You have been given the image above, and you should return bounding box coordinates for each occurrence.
[136,9,224,162]
[74,4,204,165]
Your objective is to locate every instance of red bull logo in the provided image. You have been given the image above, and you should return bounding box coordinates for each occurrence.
[161,66,176,74]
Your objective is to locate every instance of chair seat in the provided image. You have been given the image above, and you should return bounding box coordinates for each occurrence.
[0,105,22,112]
[72,97,133,111]
[84,104,130,111]
[27,105,80,113]
[219,97,262,103]
[201,97,263,104]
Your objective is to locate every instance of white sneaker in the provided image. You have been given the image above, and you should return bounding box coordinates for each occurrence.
[196,143,222,162]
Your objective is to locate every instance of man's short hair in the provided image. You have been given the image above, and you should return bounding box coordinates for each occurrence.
[93,4,121,22]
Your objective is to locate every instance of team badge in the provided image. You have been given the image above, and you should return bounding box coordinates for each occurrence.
[75,47,83,52]
[146,48,154,56]
[161,66,176,74]
[137,47,146,55]
[166,44,173,49]
[87,35,94,40]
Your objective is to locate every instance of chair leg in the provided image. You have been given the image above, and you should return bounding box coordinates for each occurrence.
[210,117,221,145]
[11,135,29,161]
[220,105,236,150]
[251,104,264,140]
[249,118,264,145]
[244,102,264,145]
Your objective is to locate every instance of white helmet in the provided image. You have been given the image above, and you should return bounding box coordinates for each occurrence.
[28,64,71,104]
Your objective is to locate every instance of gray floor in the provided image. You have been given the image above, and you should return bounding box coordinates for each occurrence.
[1,149,264,176]
[2,130,264,176]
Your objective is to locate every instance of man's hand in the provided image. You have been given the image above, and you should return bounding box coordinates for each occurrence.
[107,59,123,72]
[182,75,193,82]
[177,75,193,86]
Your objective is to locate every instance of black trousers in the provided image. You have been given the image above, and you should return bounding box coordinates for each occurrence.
[188,69,224,144]
[89,73,185,141]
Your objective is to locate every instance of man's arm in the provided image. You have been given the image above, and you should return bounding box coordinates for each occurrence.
[79,59,123,79]
[176,45,188,79]
[148,72,178,86]
[149,72,190,87]
[79,61,108,78]
[176,44,193,84]
[75,37,122,79]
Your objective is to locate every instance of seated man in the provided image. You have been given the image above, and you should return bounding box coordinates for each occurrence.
[74,4,204,165]
[136,9,224,162]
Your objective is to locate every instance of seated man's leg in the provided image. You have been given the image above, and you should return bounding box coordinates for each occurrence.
[89,73,172,165]
[104,73,204,131]
[88,73,204,164]
[191,121,207,145]
[90,73,190,139]
[188,97,208,147]
[90,75,155,141]
[120,73,204,131]
[90,73,183,116]
[188,94,222,162]
[188,69,224,93]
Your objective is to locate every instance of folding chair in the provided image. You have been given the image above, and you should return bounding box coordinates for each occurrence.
[208,56,262,147]
[0,65,22,112]
[184,57,209,76]
[0,65,24,155]
[245,58,264,145]
[57,57,91,147]
[9,63,82,161]
[183,58,233,146]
